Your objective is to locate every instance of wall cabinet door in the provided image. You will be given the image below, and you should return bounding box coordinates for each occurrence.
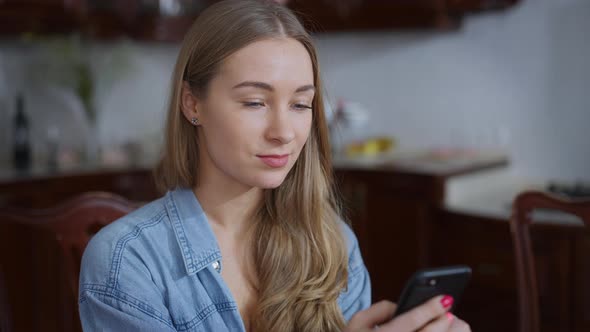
[0,0,80,35]
[288,0,461,31]
[0,0,521,39]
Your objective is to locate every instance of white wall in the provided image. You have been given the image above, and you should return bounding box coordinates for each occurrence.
[316,0,590,181]
[0,0,588,181]
[0,41,180,165]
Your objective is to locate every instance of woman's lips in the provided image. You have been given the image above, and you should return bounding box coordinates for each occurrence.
[257,154,289,168]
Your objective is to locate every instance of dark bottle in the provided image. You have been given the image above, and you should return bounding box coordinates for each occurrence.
[13,94,31,171]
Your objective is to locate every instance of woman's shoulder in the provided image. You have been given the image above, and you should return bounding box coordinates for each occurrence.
[339,220,358,250]
[337,219,372,316]
[79,195,172,283]
[338,219,365,274]
[89,195,169,248]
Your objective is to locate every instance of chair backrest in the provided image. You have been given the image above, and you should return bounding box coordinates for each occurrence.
[509,191,590,332]
[0,191,138,332]
[0,271,11,332]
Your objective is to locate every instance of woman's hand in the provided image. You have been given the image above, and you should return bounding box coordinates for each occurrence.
[345,296,471,332]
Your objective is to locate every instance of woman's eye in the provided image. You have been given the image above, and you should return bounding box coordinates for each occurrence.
[243,101,265,108]
[293,103,312,111]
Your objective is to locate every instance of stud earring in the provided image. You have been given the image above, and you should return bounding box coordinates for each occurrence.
[191,117,199,125]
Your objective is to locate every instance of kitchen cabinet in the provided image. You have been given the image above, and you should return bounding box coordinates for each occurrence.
[0,168,159,209]
[0,0,522,40]
[573,234,590,332]
[118,0,214,42]
[288,0,460,31]
[333,152,509,302]
[446,0,520,12]
[79,1,132,40]
[3,154,587,332]
[430,208,590,332]
[337,170,444,301]
[0,0,80,36]
[288,0,521,32]
[0,152,508,331]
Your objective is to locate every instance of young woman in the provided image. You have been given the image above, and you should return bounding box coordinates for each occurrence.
[79,1,471,331]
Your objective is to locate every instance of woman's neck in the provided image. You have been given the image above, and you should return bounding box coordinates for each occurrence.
[195,181,261,330]
[193,182,262,236]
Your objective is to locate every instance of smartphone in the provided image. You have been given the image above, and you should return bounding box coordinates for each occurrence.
[392,265,471,318]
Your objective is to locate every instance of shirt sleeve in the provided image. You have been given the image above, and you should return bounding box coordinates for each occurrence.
[79,287,177,332]
[338,222,372,321]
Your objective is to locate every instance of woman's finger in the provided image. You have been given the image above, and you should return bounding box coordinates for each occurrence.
[449,315,471,332]
[347,300,397,330]
[380,295,451,331]
[418,312,454,332]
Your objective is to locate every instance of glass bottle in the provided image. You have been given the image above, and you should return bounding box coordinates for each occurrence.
[13,93,31,171]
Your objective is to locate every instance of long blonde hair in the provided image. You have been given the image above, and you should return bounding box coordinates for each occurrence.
[154,1,348,330]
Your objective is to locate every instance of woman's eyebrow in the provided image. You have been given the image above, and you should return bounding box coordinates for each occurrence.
[232,81,315,93]
[295,84,315,93]
[233,81,273,91]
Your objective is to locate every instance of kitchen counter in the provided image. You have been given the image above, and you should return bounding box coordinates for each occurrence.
[445,168,586,226]
[1,149,509,185]
[0,162,153,185]
[332,149,509,178]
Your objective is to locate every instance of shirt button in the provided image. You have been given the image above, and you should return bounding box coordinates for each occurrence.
[212,261,221,273]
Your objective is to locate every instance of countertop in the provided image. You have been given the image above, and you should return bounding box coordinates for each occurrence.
[5,148,583,228]
[0,161,153,184]
[332,149,509,178]
[1,149,510,184]
[445,168,586,227]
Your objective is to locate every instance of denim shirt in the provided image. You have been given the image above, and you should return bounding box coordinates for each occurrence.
[79,188,371,331]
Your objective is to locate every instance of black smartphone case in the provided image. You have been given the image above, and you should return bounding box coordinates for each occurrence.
[393,265,472,317]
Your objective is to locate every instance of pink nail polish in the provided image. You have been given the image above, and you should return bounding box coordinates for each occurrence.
[446,312,454,321]
[441,295,454,309]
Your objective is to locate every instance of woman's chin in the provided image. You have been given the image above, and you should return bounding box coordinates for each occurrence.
[253,175,288,189]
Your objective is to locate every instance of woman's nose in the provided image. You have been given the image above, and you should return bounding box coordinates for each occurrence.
[265,109,295,144]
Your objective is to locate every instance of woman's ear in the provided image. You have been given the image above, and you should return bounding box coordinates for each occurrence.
[181,81,200,124]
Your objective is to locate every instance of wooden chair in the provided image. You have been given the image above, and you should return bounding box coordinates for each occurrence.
[0,192,138,332]
[0,271,11,332]
[509,191,590,332]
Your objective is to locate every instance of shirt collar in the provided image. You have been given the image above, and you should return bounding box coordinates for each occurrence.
[165,187,222,276]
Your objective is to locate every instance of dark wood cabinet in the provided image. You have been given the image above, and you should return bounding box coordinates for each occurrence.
[430,209,590,332]
[80,1,131,40]
[446,0,520,12]
[0,0,80,36]
[10,156,590,332]
[288,0,521,32]
[573,234,590,332]
[335,160,588,332]
[0,0,522,41]
[336,169,447,302]
[0,157,506,330]
[0,169,159,209]
[289,0,461,32]
[334,154,509,303]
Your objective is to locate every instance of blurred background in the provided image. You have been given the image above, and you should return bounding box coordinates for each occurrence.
[0,0,589,331]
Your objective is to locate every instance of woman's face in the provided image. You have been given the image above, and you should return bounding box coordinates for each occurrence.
[188,38,315,190]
